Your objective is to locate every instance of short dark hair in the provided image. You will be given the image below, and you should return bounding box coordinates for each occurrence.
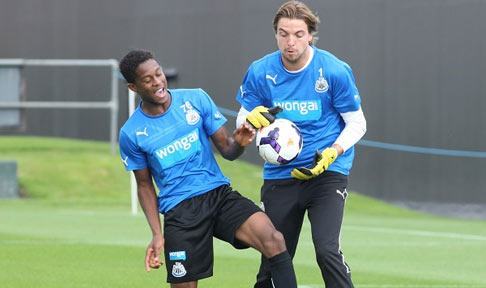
[119,50,154,83]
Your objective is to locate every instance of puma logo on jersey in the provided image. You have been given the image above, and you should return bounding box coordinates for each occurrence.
[121,156,128,167]
[266,74,278,85]
[239,85,246,97]
[214,111,222,119]
[136,127,148,137]
[336,189,348,200]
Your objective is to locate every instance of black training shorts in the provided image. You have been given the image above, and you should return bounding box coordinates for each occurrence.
[163,184,261,283]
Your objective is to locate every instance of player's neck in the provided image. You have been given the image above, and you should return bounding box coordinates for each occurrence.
[141,96,171,116]
[282,46,313,72]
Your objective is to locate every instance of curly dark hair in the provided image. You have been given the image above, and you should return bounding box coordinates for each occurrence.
[119,50,154,83]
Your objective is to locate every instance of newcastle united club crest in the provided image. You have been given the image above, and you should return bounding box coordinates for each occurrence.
[315,67,329,93]
[180,101,200,125]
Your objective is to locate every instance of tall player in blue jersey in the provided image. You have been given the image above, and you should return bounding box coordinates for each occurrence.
[118,50,298,288]
[236,2,367,287]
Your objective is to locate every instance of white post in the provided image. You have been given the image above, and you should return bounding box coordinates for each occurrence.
[128,89,138,215]
[109,60,119,155]
[130,173,138,215]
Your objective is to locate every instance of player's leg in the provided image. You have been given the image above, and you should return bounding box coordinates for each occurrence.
[306,172,354,288]
[235,212,298,288]
[212,185,298,288]
[253,179,306,288]
[234,211,286,256]
[163,192,219,286]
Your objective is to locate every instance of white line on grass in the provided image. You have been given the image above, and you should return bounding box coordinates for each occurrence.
[299,285,486,288]
[355,285,486,288]
[0,239,146,246]
[346,225,486,241]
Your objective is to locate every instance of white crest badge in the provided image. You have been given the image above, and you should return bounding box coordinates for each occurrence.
[315,67,329,93]
[172,262,187,278]
[181,101,200,125]
[186,109,200,125]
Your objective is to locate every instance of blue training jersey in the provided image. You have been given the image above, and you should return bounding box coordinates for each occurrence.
[236,47,362,179]
[119,88,230,213]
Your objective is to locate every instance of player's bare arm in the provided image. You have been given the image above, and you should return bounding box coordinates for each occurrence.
[211,124,255,161]
[133,168,164,271]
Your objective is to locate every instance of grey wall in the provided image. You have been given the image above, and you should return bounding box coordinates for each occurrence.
[1,0,485,204]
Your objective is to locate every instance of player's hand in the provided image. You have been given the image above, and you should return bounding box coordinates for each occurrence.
[234,122,256,146]
[246,106,283,129]
[145,234,164,272]
[291,147,338,180]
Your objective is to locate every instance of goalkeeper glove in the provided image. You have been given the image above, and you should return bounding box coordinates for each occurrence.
[291,147,338,180]
[246,106,283,129]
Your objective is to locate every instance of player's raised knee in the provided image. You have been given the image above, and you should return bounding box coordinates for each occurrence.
[261,229,286,257]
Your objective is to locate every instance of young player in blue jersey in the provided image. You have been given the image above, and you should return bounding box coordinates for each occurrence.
[236,2,367,287]
[118,50,298,288]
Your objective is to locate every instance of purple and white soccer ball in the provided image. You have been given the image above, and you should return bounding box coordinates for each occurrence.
[256,118,303,165]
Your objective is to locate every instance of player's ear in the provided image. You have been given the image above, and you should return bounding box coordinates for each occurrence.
[127,83,137,93]
[308,34,314,45]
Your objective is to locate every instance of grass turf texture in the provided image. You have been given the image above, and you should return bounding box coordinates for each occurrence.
[1,136,486,287]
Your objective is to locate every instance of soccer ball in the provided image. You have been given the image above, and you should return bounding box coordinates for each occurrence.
[256,118,303,165]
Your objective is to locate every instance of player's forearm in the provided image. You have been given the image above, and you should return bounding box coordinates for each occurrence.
[219,137,245,161]
[334,108,367,152]
[138,186,162,237]
[211,126,250,161]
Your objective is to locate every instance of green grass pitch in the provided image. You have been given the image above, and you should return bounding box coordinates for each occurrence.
[1,136,485,287]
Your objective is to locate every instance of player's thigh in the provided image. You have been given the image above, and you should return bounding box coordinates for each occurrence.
[261,179,306,239]
[260,179,306,256]
[307,172,348,244]
[234,211,287,254]
[213,186,262,249]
